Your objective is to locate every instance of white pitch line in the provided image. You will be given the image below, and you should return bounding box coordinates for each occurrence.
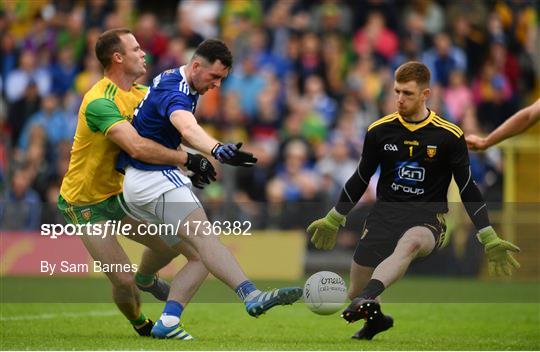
[0,310,119,321]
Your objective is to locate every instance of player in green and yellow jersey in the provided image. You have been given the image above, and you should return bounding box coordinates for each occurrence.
[58,28,214,336]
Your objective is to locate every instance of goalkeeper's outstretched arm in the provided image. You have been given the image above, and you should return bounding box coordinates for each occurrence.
[452,163,520,276]
[452,164,491,231]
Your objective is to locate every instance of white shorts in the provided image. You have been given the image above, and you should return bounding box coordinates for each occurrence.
[122,166,202,246]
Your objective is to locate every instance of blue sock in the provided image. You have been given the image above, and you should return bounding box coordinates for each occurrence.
[235,280,258,301]
[160,300,183,327]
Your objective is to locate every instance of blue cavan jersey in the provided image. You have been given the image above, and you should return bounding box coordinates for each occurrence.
[117,66,199,171]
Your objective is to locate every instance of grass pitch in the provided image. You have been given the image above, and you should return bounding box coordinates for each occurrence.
[1,277,539,350]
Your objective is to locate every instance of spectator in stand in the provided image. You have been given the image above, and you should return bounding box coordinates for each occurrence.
[153,37,188,77]
[294,32,324,90]
[7,81,41,147]
[5,49,51,103]
[83,0,114,29]
[315,133,357,198]
[174,8,205,49]
[248,27,288,79]
[220,93,249,143]
[493,0,537,52]
[489,39,520,95]
[134,13,169,64]
[234,139,277,228]
[443,69,473,125]
[283,98,327,147]
[266,139,321,228]
[353,11,398,64]
[349,0,399,33]
[250,85,281,149]
[84,27,102,56]
[1,32,19,87]
[404,8,432,50]
[449,16,487,80]
[320,33,348,97]
[391,32,423,71]
[446,0,489,32]
[50,46,79,96]
[56,8,86,62]
[472,60,513,131]
[304,74,337,127]
[21,13,56,54]
[265,0,297,60]
[177,0,221,39]
[422,32,467,87]
[0,165,42,231]
[310,0,352,36]
[347,54,385,107]
[16,94,74,166]
[220,0,263,45]
[404,0,444,37]
[223,55,267,119]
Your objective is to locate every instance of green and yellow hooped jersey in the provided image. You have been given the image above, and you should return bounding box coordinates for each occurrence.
[60,77,147,205]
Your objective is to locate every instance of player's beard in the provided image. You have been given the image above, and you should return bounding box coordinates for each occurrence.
[397,106,413,119]
[398,101,422,120]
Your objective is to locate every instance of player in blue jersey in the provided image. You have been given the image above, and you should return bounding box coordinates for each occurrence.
[119,39,302,340]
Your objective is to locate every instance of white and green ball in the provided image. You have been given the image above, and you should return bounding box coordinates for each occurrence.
[303,271,347,315]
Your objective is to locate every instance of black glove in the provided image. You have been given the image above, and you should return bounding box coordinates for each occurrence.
[185,153,216,189]
[190,172,211,189]
[212,142,257,167]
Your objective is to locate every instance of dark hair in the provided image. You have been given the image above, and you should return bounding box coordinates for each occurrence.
[95,28,132,69]
[395,61,431,87]
[193,39,233,69]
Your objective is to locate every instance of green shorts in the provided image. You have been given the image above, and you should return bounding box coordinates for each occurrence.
[58,194,127,224]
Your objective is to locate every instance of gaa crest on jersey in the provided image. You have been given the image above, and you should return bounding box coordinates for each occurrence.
[427,145,437,158]
[81,208,92,221]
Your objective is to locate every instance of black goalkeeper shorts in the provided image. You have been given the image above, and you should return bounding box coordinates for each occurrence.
[353,211,447,268]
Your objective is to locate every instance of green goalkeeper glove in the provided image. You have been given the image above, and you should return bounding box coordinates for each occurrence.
[477,226,520,276]
[307,208,346,250]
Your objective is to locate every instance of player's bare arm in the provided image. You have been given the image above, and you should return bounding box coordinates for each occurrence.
[107,120,188,167]
[466,98,540,150]
[170,109,257,167]
[170,109,219,155]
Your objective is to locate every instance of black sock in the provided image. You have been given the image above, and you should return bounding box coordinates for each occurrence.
[358,279,385,300]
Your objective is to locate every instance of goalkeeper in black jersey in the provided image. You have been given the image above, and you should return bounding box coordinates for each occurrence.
[307,61,520,340]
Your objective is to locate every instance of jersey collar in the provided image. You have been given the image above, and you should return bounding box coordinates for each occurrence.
[179,65,198,96]
[397,109,435,132]
[102,76,135,93]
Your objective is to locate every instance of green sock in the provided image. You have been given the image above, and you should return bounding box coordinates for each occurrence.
[129,313,147,327]
[135,272,155,286]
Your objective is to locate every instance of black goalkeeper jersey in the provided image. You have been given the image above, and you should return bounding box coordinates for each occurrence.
[356,110,468,215]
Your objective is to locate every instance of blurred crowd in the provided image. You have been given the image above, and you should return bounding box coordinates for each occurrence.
[0,0,538,247]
